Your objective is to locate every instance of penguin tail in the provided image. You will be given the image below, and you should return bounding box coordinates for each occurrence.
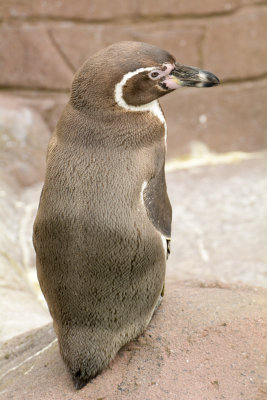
[58,326,115,390]
[70,361,100,390]
[72,369,92,390]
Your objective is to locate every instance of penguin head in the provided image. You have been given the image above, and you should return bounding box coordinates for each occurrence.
[70,41,219,110]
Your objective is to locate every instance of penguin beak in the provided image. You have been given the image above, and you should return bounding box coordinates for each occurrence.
[161,63,220,89]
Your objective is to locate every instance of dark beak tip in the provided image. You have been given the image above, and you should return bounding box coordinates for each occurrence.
[201,73,220,88]
[208,77,220,87]
[204,81,219,87]
[204,71,220,86]
[212,75,220,85]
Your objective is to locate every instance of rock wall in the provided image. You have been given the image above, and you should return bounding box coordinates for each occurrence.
[0,0,267,159]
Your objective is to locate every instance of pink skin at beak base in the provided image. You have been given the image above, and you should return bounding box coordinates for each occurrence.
[154,63,181,89]
[162,75,181,89]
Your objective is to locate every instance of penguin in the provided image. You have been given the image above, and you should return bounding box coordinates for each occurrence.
[33,41,219,389]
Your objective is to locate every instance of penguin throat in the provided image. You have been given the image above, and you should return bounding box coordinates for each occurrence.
[114,67,166,126]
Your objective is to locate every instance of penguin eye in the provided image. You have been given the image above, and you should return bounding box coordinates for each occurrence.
[149,71,160,80]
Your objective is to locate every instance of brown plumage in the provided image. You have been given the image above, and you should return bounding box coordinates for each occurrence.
[33,41,219,389]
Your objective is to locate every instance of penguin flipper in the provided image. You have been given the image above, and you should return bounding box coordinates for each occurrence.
[143,165,172,245]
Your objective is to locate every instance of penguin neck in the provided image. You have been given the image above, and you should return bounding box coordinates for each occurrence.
[68,66,168,148]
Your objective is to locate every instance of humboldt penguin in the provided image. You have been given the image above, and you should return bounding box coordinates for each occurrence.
[33,41,219,389]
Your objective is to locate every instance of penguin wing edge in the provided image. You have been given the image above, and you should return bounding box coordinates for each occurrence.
[143,167,172,240]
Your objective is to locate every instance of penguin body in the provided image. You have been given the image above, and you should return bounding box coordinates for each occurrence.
[33,41,219,389]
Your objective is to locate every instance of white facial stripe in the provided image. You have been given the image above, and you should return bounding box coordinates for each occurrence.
[114,67,154,113]
[114,66,167,146]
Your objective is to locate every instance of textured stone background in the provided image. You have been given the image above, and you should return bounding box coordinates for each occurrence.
[0,0,266,158]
